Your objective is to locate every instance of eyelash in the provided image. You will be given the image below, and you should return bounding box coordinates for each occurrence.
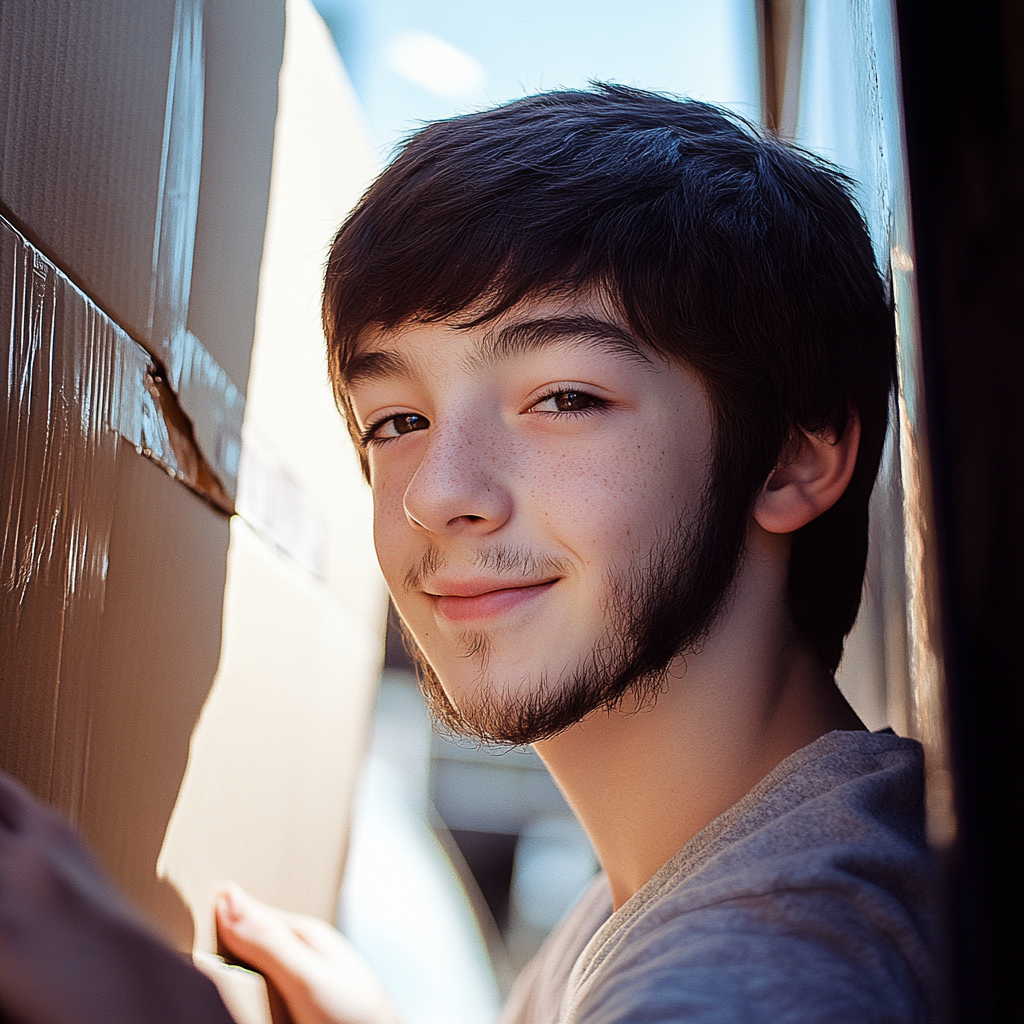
[528,386,610,416]
[359,386,608,449]
[358,413,429,449]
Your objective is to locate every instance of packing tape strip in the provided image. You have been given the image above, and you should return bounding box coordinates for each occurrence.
[0,214,232,523]
[0,214,176,811]
[147,0,245,503]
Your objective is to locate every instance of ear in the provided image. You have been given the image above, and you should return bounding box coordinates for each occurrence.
[753,416,861,534]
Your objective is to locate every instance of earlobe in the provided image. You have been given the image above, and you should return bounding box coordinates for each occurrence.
[753,416,861,534]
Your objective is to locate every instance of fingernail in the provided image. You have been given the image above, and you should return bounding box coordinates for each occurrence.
[218,882,246,923]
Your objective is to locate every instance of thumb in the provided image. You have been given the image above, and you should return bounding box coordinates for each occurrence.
[216,883,319,987]
[216,884,403,1024]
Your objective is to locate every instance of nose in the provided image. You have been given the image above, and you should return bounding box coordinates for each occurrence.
[402,420,513,536]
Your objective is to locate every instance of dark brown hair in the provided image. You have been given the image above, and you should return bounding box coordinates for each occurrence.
[323,84,895,673]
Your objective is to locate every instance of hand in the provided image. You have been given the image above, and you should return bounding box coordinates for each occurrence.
[0,770,234,1024]
[216,884,403,1024]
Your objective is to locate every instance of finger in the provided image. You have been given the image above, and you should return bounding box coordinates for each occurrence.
[218,886,403,1024]
[279,911,355,959]
[216,884,323,985]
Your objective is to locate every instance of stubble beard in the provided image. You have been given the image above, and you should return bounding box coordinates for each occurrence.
[398,465,752,746]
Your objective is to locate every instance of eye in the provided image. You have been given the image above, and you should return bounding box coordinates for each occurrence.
[362,412,430,446]
[529,388,608,415]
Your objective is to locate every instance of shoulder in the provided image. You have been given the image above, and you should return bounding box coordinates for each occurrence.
[568,731,936,1024]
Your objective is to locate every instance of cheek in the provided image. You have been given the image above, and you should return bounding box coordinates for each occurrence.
[524,424,702,560]
[370,473,414,590]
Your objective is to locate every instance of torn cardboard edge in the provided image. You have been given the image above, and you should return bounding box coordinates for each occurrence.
[3,200,336,574]
[1,212,235,516]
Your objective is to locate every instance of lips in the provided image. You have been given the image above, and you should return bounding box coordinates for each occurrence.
[427,578,558,622]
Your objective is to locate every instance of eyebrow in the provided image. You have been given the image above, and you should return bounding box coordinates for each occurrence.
[341,313,653,391]
[341,348,415,389]
[468,314,654,371]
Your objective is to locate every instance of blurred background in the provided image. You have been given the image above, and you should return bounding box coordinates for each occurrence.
[311,0,761,159]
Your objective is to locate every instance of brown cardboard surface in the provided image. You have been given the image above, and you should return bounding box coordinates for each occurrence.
[159,518,381,953]
[0,214,213,823]
[0,0,261,387]
[237,0,381,635]
[0,0,285,503]
[0,0,176,341]
[186,0,285,394]
[0,219,118,811]
[2,3,384,1020]
[84,450,230,951]
[0,209,230,955]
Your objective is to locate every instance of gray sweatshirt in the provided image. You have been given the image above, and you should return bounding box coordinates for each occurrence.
[501,730,935,1023]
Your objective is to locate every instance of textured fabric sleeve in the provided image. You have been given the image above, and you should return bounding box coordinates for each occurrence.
[569,887,932,1024]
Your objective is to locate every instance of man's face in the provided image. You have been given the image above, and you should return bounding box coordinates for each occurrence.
[346,296,725,744]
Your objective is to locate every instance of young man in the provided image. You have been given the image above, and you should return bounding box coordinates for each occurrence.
[0,86,934,1023]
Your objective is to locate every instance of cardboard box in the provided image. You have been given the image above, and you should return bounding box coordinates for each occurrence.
[1,0,384,1019]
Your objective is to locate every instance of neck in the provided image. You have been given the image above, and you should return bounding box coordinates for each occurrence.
[532,527,863,910]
